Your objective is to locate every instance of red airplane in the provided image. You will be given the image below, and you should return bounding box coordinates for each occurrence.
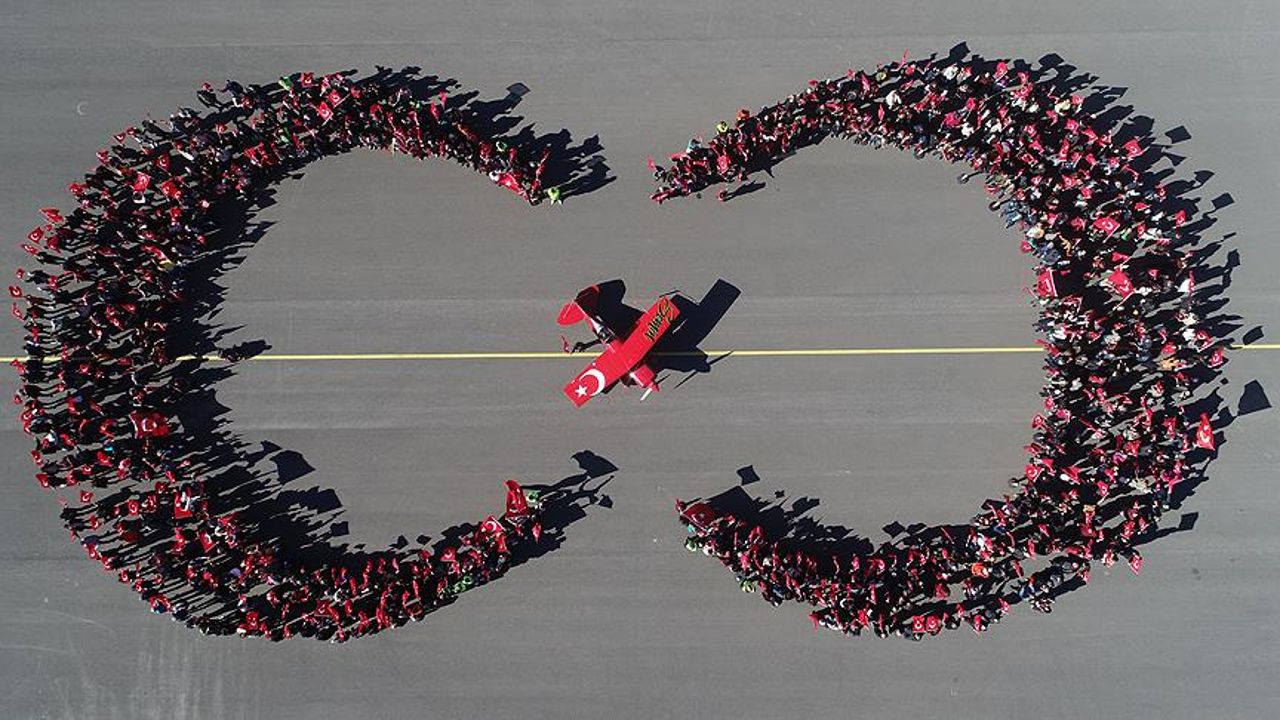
[558,284,683,407]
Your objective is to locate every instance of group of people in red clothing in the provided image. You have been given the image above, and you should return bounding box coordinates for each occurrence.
[13,68,560,641]
[660,51,1228,639]
[8,51,1232,643]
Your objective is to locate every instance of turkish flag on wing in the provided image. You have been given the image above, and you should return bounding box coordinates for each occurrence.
[1107,268,1135,299]
[504,480,529,517]
[128,410,171,438]
[1193,413,1216,451]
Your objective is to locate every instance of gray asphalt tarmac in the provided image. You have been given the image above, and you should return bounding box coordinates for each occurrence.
[1,2,1278,718]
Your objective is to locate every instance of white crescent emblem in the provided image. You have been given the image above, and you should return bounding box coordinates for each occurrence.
[580,369,607,396]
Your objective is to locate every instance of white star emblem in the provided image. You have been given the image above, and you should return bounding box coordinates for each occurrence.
[575,385,588,397]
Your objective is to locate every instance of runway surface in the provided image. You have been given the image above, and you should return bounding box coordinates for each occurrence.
[1,2,1277,718]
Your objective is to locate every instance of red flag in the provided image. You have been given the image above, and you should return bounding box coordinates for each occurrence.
[478,515,504,537]
[504,479,529,516]
[315,102,333,121]
[1194,413,1215,450]
[159,179,182,199]
[1123,139,1142,157]
[27,228,44,244]
[40,207,63,223]
[911,615,927,633]
[1035,268,1057,298]
[1128,552,1143,575]
[129,410,171,438]
[678,500,718,530]
[496,172,528,199]
[173,494,193,520]
[1092,216,1121,237]
[327,89,343,107]
[994,61,1009,79]
[1107,268,1135,299]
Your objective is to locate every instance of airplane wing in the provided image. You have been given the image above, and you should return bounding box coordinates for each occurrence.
[557,285,601,326]
[612,295,681,371]
[563,343,633,407]
[562,296,681,407]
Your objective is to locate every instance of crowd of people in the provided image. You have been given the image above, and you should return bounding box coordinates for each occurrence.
[13,68,558,641]
[662,53,1226,638]
[10,54,1229,642]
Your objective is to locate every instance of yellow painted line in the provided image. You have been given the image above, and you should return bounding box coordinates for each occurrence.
[3,343,1276,364]
[246,352,572,361]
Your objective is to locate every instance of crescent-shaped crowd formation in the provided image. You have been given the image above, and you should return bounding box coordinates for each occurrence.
[12,70,560,641]
[11,53,1228,643]
[655,54,1227,638]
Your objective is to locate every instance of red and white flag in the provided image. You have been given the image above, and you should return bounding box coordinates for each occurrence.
[478,515,504,538]
[1035,268,1057,298]
[1193,413,1216,451]
[1128,552,1143,575]
[504,479,529,516]
[128,410,171,438]
[678,500,718,530]
[1092,215,1122,237]
[1107,268,1135,299]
